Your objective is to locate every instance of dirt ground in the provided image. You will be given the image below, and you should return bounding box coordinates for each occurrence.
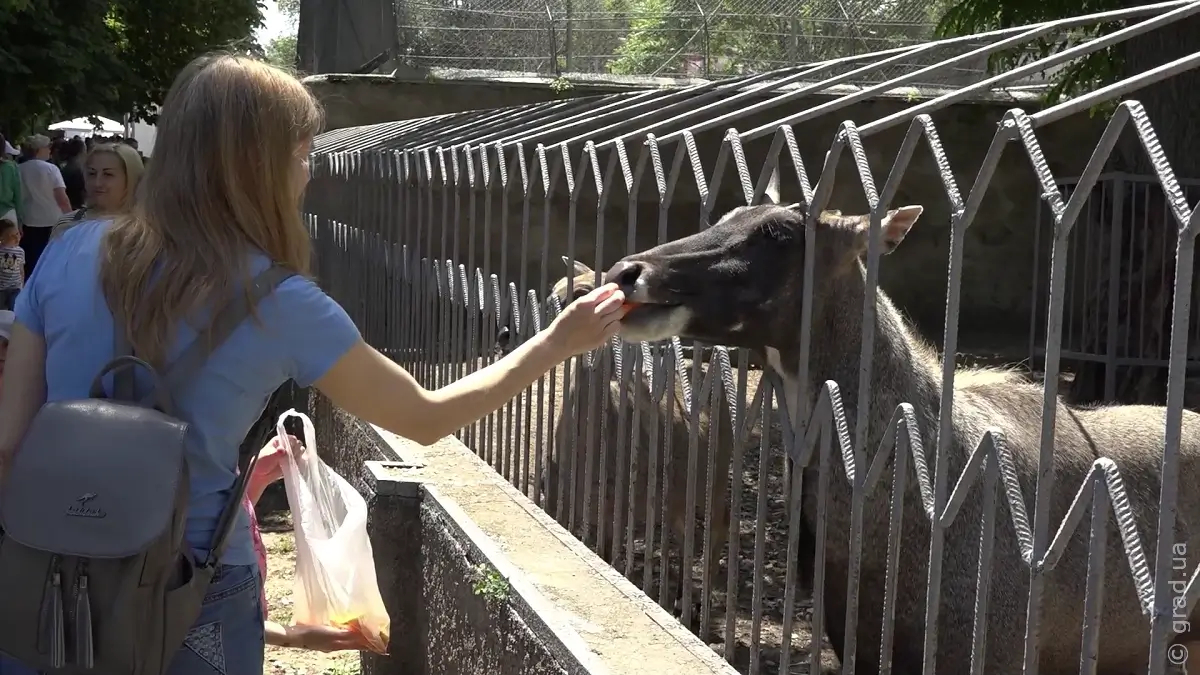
[257,510,362,675]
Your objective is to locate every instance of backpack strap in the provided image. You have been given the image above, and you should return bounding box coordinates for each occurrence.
[158,264,295,393]
[112,323,136,400]
[111,264,294,405]
[181,264,295,569]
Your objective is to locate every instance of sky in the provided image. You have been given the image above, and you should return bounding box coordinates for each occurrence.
[255,0,296,46]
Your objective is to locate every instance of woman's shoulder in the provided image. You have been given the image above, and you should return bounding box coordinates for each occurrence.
[255,265,335,314]
[51,210,107,239]
[247,262,361,388]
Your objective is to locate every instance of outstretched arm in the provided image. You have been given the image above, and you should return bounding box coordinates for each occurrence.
[314,283,626,446]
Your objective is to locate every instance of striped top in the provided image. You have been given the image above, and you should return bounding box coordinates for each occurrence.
[0,245,23,291]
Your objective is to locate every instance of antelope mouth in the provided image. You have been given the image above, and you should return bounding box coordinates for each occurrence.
[617,299,692,343]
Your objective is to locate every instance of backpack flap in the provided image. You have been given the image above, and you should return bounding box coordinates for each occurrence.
[0,399,187,558]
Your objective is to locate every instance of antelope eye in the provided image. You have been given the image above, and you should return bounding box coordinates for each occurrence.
[572,287,590,300]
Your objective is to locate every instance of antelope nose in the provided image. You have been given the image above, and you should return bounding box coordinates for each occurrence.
[604,260,645,290]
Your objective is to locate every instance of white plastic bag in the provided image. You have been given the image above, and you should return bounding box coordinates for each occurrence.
[276,409,390,654]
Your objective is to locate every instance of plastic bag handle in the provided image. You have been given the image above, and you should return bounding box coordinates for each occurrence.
[275,409,317,462]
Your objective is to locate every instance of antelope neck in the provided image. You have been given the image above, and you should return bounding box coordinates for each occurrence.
[758,291,941,455]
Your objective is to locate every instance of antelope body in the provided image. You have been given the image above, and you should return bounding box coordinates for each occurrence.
[602,190,1200,674]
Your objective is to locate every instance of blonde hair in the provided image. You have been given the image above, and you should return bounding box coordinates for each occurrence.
[87,143,145,213]
[100,53,323,368]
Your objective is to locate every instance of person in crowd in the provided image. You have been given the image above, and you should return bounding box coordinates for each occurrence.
[241,433,378,651]
[16,134,70,277]
[54,142,144,233]
[0,217,23,311]
[122,137,148,164]
[58,137,87,210]
[0,135,20,226]
[0,52,627,675]
[49,137,66,166]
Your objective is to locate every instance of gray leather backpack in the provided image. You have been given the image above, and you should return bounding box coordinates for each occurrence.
[0,264,294,674]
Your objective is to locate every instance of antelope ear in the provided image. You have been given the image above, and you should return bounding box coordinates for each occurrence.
[763,168,781,205]
[561,255,593,277]
[878,205,923,253]
[849,205,923,257]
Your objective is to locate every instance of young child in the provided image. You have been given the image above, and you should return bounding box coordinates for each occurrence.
[0,219,23,311]
[245,433,372,652]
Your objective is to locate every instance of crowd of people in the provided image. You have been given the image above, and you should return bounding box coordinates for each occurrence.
[0,53,627,675]
[0,130,147,306]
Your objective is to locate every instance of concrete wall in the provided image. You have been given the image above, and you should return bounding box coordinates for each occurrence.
[302,388,741,675]
[304,77,1110,348]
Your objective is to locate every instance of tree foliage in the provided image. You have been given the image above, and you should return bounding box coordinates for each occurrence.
[276,0,299,18]
[604,0,946,78]
[935,0,1125,106]
[266,34,298,71]
[0,0,264,135]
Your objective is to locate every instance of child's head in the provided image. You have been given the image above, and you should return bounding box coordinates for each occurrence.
[0,309,13,385]
[0,218,18,246]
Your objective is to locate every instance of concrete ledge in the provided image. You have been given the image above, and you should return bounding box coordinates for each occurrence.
[363,424,739,675]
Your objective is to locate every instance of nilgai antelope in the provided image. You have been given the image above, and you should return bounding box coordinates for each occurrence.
[497,258,737,614]
[602,187,1200,674]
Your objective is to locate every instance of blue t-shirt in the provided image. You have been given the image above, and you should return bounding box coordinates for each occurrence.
[14,220,361,566]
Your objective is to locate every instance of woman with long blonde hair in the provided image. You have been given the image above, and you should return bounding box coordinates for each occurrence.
[53,142,145,232]
[0,53,626,674]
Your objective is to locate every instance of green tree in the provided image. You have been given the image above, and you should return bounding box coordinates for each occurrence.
[262,0,299,73]
[606,0,942,77]
[276,0,299,18]
[266,34,298,70]
[0,0,264,134]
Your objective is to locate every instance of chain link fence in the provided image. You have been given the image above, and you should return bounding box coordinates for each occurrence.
[394,0,951,78]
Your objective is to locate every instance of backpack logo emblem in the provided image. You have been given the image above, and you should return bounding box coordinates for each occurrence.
[66,493,106,519]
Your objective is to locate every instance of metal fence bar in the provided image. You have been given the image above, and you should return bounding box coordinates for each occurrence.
[303,5,1200,674]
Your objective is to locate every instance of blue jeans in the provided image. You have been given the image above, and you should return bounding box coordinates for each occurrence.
[0,564,264,675]
[167,564,265,675]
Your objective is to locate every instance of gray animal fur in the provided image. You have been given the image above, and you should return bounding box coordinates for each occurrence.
[604,185,1200,674]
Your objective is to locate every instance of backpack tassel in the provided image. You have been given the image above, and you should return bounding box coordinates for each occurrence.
[75,573,94,668]
[45,571,65,669]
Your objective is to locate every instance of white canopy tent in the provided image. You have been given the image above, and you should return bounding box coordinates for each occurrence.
[47,116,124,138]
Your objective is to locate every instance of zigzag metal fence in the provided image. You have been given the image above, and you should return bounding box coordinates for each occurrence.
[304,1,1200,672]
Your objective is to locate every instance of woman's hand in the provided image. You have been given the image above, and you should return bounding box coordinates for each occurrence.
[544,282,627,357]
[281,624,375,652]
